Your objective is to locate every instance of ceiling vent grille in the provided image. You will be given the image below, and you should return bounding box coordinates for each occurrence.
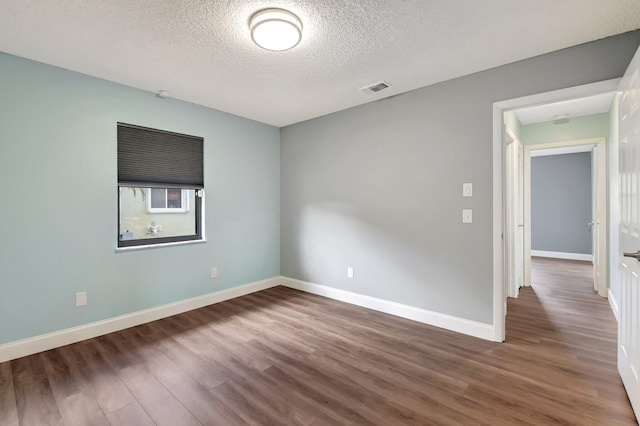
[360,81,390,94]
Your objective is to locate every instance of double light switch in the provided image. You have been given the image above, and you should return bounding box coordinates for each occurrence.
[463,183,472,223]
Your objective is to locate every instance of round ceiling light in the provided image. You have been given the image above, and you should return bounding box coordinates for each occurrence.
[249,8,302,51]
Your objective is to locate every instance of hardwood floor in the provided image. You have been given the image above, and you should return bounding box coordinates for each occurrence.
[0,258,636,425]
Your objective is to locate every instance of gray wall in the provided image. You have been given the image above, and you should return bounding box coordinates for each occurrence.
[281,31,640,325]
[531,153,593,254]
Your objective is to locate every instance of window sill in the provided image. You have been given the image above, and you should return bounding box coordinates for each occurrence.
[145,210,190,214]
[115,238,206,253]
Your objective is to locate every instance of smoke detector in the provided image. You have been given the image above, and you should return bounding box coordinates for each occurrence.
[552,113,570,124]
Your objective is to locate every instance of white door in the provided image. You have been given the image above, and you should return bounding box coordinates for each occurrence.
[506,132,524,298]
[592,142,608,297]
[506,136,516,298]
[618,46,640,419]
[592,145,601,293]
[515,142,524,290]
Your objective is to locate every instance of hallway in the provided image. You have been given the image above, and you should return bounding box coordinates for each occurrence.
[505,257,635,424]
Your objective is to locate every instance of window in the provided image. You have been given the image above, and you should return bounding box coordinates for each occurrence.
[117,123,204,248]
[147,188,190,213]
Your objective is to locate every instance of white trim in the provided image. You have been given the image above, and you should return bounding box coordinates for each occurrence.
[0,276,280,363]
[114,238,206,252]
[609,291,620,323]
[524,143,532,288]
[592,142,608,297]
[493,78,620,343]
[505,129,524,299]
[492,104,506,342]
[495,79,621,111]
[530,144,595,157]
[608,92,621,324]
[280,277,497,342]
[531,250,593,261]
[525,138,603,150]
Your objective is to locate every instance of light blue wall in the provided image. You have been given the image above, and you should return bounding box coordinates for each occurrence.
[0,53,280,345]
[531,153,593,254]
[280,31,640,324]
[521,113,609,145]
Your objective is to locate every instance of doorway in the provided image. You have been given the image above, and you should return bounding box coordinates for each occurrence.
[522,138,607,297]
[491,78,620,342]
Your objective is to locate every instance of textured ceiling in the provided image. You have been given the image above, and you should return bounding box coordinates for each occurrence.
[1,1,640,127]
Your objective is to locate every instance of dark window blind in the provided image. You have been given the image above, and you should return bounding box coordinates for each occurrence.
[118,123,204,188]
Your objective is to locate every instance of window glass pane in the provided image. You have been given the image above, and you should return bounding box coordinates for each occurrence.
[119,187,196,241]
[167,189,182,208]
[150,188,166,209]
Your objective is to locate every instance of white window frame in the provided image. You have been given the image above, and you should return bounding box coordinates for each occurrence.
[146,188,190,213]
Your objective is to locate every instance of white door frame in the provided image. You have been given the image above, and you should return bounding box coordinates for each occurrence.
[523,138,607,298]
[492,78,620,342]
[505,128,524,299]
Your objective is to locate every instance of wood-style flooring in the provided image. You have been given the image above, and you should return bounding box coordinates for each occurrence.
[0,257,636,425]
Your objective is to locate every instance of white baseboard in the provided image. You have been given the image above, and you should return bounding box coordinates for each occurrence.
[531,250,593,262]
[0,277,280,363]
[0,275,499,362]
[280,277,497,342]
[609,291,620,323]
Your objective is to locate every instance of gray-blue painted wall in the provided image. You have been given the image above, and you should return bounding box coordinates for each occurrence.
[0,53,280,345]
[531,153,593,254]
[280,31,640,324]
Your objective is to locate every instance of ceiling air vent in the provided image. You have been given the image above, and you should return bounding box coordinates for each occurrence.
[360,81,390,94]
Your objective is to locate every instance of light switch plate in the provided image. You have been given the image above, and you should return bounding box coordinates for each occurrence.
[347,267,354,279]
[463,183,473,197]
[462,209,473,223]
[75,292,87,307]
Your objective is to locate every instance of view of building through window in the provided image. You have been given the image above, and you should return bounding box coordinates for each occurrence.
[119,187,196,241]
[151,188,182,209]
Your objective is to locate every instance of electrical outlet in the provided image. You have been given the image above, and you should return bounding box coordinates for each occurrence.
[210,267,218,279]
[75,292,87,307]
[463,209,473,223]
[347,267,354,279]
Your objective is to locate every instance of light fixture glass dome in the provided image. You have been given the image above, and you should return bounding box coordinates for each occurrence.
[249,8,302,51]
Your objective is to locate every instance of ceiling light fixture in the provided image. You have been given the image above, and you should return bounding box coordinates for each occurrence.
[249,8,302,51]
[553,113,570,124]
